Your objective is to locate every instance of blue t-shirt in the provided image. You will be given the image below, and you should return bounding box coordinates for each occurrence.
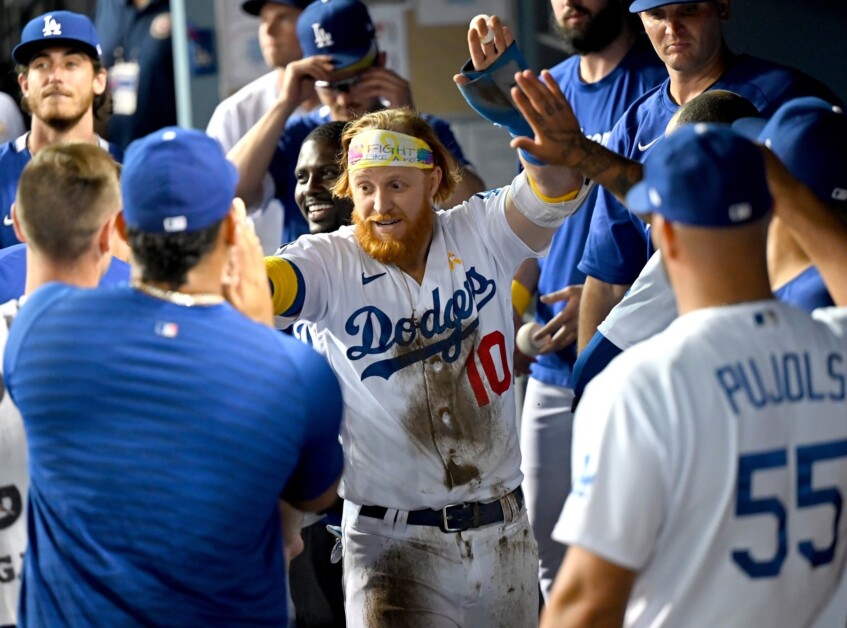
[530,36,665,388]
[0,244,130,302]
[0,135,123,249]
[5,284,344,626]
[578,53,842,286]
[270,108,474,244]
[96,0,176,150]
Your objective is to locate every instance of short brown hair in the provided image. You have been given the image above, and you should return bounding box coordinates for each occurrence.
[332,107,461,206]
[16,142,120,260]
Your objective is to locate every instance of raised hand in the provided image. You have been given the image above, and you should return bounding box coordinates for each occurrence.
[223,198,274,326]
[509,69,587,169]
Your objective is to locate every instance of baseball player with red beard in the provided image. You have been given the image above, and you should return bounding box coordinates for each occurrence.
[263,23,591,623]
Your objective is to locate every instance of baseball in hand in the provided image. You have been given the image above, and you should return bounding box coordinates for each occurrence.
[516,321,543,357]
[471,14,494,45]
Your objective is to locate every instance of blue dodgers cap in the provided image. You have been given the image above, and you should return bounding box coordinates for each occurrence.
[241,0,312,17]
[630,0,703,13]
[626,124,773,227]
[734,97,847,207]
[297,0,378,72]
[13,11,101,65]
[122,128,238,234]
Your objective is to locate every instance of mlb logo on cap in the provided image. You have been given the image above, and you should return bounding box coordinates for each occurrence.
[13,11,102,65]
[297,0,378,73]
[626,124,773,228]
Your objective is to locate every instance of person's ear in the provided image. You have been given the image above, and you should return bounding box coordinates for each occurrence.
[428,167,443,203]
[717,0,730,20]
[93,66,107,96]
[97,214,116,256]
[11,204,26,243]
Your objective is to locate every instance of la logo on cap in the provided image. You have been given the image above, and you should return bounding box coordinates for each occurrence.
[311,23,333,48]
[42,15,62,37]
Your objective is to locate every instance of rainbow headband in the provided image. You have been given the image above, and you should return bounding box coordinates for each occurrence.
[347,129,435,172]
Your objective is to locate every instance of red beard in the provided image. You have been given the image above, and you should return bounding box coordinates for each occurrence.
[353,204,435,270]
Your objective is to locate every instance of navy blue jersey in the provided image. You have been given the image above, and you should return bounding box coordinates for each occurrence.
[0,244,130,302]
[0,135,123,249]
[5,284,343,626]
[579,54,842,285]
[530,36,664,387]
[270,108,474,244]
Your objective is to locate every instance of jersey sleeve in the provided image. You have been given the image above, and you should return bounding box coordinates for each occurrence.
[281,344,344,503]
[205,104,238,154]
[577,184,651,285]
[552,360,669,570]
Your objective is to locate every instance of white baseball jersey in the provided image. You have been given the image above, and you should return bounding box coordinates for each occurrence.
[205,70,312,253]
[278,187,537,510]
[555,300,847,628]
[206,71,280,153]
[598,250,676,351]
[0,298,25,627]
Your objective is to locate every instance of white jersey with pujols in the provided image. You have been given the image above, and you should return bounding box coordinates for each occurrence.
[555,301,847,628]
[598,250,676,351]
[278,187,534,511]
[0,298,24,626]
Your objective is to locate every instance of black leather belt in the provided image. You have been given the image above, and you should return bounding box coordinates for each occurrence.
[359,487,524,533]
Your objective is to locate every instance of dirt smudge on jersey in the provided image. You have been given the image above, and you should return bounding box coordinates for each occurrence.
[394,322,512,491]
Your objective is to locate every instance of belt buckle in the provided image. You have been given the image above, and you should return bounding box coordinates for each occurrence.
[440,502,468,533]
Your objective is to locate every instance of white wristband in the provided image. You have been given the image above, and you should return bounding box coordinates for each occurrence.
[510,170,594,228]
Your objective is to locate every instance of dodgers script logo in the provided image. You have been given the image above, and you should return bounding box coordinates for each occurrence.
[345,267,496,380]
[42,15,62,37]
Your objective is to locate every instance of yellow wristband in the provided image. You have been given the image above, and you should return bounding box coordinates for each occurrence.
[265,256,300,316]
[528,175,580,203]
[511,280,532,317]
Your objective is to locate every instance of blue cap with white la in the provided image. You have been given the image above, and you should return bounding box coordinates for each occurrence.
[626,123,773,227]
[122,128,239,234]
[297,0,378,73]
[629,0,703,12]
[734,97,847,208]
[13,11,101,65]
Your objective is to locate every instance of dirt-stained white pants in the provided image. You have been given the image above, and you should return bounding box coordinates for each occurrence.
[342,499,538,627]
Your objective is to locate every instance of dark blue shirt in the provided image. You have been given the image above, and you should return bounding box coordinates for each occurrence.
[96,0,176,150]
[6,283,343,626]
[0,244,130,302]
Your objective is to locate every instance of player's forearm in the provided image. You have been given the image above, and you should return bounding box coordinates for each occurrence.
[571,140,644,205]
[577,276,630,353]
[227,98,299,206]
